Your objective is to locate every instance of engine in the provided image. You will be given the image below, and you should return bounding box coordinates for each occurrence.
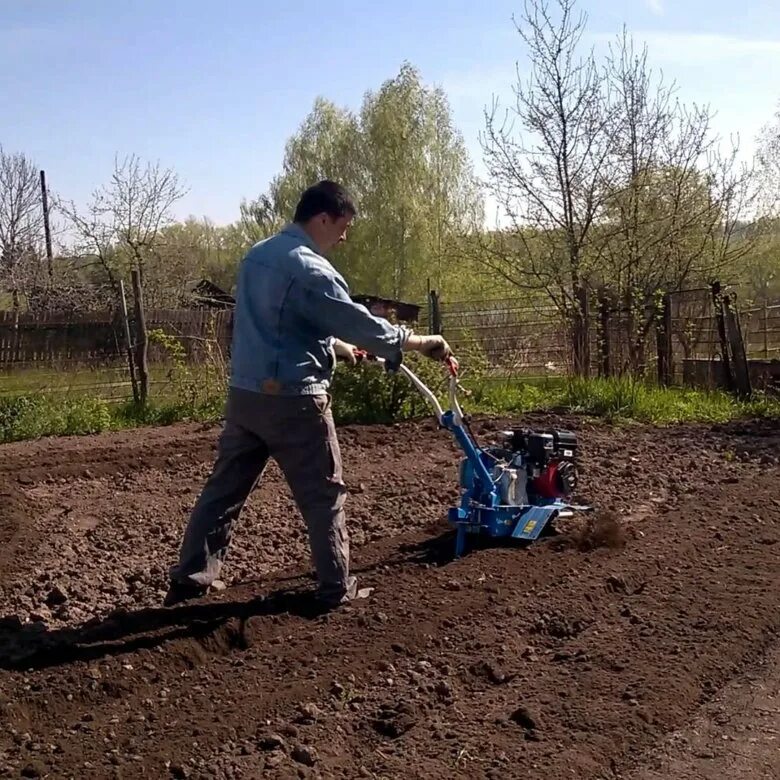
[460,428,579,507]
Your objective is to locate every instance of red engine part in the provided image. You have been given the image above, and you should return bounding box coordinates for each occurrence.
[532,462,565,499]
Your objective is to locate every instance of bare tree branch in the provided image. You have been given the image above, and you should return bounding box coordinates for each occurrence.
[478,0,614,373]
[0,146,45,309]
[58,154,188,306]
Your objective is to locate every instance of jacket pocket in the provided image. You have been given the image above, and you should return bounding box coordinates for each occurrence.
[312,394,332,415]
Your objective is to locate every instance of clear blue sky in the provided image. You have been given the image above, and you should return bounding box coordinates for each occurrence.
[2,0,779,226]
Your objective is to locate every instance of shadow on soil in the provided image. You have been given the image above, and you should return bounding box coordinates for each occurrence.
[0,529,459,673]
[0,516,617,673]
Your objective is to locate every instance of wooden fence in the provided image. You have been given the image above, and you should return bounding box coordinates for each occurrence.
[0,308,231,368]
[0,308,232,400]
[1,285,777,399]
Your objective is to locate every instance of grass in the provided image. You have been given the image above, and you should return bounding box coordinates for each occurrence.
[473,375,780,424]
[0,369,777,445]
[0,394,224,444]
[0,365,184,401]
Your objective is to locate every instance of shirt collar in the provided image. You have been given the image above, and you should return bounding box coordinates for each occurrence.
[281,222,321,254]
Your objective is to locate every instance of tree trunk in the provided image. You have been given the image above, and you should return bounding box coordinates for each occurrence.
[571,284,590,377]
[131,269,149,405]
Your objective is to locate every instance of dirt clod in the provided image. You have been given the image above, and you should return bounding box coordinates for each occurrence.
[371,702,417,738]
[257,733,286,752]
[510,706,539,731]
[291,744,318,766]
[296,703,323,723]
[44,585,68,607]
[471,660,510,685]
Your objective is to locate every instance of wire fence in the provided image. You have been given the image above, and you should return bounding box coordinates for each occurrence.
[1,284,778,401]
[0,308,231,401]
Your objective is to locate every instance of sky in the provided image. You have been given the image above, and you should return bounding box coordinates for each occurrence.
[2,0,779,227]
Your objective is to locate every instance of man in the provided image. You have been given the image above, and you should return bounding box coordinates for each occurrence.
[164,180,451,608]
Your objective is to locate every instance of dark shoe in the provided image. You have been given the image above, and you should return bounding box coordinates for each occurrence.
[163,580,209,607]
[316,576,372,609]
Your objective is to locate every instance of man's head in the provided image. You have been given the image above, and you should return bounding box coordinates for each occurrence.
[293,180,356,253]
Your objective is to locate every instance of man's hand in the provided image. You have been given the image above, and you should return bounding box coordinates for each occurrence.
[404,334,453,361]
[332,338,358,365]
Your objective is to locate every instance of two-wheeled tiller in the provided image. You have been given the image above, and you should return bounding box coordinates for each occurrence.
[354,351,591,557]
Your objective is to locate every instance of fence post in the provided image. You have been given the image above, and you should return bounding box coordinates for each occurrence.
[131,269,150,405]
[573,286,590,377]
[428,290,442,335]
[710,281,734,394]
[119,280,139,404]
[722,291,752,399]
[598,293,610,377]
[764,301,769,360]
[12,305,20,364]
[656,293,673,386]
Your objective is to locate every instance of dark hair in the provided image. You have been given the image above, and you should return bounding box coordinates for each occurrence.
[293,180,357,223]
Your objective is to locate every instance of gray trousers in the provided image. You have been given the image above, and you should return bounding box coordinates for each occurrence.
[169,387,356,604]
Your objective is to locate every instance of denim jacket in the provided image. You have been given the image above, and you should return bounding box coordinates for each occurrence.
[229,223,409,396]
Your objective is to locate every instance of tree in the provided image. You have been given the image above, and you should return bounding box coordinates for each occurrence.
[480,2,758,376]
[739,218,780,302]
[756,100,780,218]
[153,217,249,296]
[241,65,483,302]
[60,154,187,305]
[593,30,752,372]
[0,146,44,311]
[356,63,483,299]
[240,98,360,246]
[480,0,613,375]
[747,103,780,303]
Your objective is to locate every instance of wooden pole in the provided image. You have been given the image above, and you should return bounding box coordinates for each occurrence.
[656,293,673,386]
[119,279,139,404]
[598,294,610,378]
[429,289,442,335]
[722,292,752,399]
[710,281,734,393]
[40,170,54,281]
[131,269,149,405]
[764,300,769,360]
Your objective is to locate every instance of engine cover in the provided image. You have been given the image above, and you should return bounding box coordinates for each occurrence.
[533,461,577,498]
[497,427,580,501]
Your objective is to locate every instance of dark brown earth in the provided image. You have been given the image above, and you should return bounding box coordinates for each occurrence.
[0,413,778,779]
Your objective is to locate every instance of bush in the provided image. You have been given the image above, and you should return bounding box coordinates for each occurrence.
[330,332,496,425]
[331,351,449,424]
[0,395,115,442]
[148,327,228,410]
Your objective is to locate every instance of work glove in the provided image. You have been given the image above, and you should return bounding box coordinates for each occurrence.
[332,338,358,365]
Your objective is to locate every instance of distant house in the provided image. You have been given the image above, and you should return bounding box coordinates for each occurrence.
[189,280,420,324]
[190,279,235,309]
[351,295,420,323]
[191,279,420,322]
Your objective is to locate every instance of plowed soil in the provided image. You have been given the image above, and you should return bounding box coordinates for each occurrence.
[0,413,779,779]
